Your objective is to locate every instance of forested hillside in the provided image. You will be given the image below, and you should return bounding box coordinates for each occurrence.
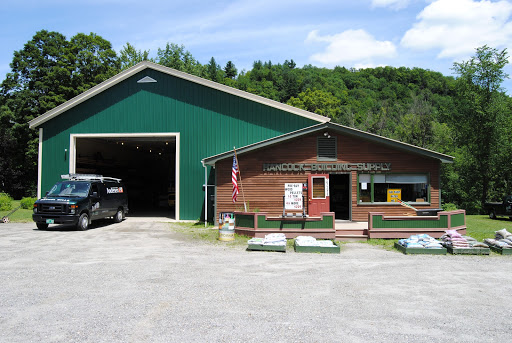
[1,30,511,213]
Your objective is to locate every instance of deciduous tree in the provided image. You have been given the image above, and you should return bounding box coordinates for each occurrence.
[451,45,510,211]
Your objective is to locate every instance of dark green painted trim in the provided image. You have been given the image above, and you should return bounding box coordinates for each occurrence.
[256,214,333,230]
[235,214,255,229]
[451,213,465,227]
[372,214,448,229]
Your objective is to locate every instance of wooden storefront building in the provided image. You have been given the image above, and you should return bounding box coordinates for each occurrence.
[202,122,453,223]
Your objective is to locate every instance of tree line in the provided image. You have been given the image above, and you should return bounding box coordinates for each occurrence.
[1,30,510,214]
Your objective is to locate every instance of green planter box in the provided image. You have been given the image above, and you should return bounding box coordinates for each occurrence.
[247,244,286,252]
[294,241,340,254]
[447,247,490,255]
[394,242,447,255]
[490,246,512,255]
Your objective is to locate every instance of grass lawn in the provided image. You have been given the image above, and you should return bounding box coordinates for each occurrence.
[170,221,253,248]
[170,222,297,249]
[0,201,33,223]
[465,215,512,241]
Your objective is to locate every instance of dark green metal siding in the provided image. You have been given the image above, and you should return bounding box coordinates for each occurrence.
[40,69,320,219]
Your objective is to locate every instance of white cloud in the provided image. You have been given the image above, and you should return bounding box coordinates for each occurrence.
[371,0,410,10]
[306,29,397,67]
[401,0,512,59]
[354,62,387,69]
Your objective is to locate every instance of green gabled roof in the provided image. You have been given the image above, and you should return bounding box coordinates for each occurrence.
[202,122,454,166]
[28,61,329,129]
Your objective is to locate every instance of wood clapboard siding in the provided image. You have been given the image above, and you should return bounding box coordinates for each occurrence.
[216,131,441,222]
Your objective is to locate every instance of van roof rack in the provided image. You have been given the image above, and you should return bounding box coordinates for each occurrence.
[61,174,122,182]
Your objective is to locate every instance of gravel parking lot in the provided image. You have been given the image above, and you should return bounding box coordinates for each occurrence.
[1,219,512,343]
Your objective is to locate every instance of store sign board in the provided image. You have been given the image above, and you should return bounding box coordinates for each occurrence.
[284,183,303,210]
[387,189,401,202]
[263,162,391,172]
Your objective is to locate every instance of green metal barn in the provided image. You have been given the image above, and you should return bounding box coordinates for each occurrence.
[29,61,329,220]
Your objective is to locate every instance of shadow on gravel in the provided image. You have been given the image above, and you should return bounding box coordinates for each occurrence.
[34,219,119,232]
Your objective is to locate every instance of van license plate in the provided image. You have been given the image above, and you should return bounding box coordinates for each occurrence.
[46,219,54,224]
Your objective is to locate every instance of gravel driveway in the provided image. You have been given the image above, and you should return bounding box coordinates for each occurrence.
[1,219,512,342]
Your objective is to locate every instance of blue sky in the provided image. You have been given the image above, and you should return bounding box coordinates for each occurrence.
[2,0,512,92]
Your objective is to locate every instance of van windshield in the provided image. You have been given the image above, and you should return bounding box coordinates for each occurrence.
[47,181,91,198]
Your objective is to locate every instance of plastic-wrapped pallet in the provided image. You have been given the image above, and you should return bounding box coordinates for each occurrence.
[263,233,286,246]
[398,234,443,249]
[295,236,317,246]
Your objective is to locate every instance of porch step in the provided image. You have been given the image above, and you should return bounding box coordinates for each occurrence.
[335,234,368,242]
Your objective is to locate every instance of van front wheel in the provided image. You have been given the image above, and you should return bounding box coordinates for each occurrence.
[77,213,89,231]
[36,223,48,230]
[114,208,124,223]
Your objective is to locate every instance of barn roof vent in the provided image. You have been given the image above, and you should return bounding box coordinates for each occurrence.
[137,76,157,83]
[317,136,337,161]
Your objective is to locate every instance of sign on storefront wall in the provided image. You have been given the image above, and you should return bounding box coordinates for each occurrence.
[285,183,303,210]
[387,189,401,202]
[263,162,391,172]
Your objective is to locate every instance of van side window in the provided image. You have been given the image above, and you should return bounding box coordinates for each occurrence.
[91,183,99,196]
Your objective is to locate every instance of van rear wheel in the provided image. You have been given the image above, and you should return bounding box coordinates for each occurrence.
[489,210,497,220]
[77,213,89,231]
[36,223,48,230]
[114,208,123,223]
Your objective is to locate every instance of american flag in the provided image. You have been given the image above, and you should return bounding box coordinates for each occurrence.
[232,155,239,203]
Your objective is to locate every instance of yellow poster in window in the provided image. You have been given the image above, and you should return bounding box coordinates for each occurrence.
[387,189,401,202]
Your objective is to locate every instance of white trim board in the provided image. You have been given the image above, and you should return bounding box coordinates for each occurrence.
[37,128,43,199]
[69,132,181,220]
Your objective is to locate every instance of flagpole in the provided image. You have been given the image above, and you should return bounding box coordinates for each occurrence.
[233,146,247,212]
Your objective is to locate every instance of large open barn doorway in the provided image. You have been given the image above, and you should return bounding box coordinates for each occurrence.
[70,134,179,219]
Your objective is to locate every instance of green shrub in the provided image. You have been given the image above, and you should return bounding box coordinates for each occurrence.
[442,202,458,211]
[20,197,37,210]
[0,193,13,211]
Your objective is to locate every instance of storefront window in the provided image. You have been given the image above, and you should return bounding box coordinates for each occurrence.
[359,174,429,204]
[358,174,371,203]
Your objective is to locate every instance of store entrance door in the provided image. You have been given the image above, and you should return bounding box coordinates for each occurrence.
[329,174,350,220]
[308,174,329,216]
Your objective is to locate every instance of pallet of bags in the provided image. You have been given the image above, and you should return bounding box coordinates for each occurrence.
[441,230,490,255]
[293,236,340,254]
[394,234,446,255]
[247,233,287,252]
[484,229,512,255]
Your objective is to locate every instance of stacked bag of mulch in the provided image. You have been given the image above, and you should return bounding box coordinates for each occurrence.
[462,236,489,248]
[397,234,444,249]
[484,229,512,249]
[440,229,470,249]
[440,230,489,249]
